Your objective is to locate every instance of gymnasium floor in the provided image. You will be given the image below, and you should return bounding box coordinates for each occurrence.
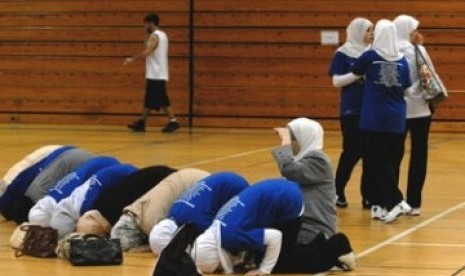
[0,123,464,276]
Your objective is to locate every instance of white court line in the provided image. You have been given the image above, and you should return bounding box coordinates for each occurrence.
[357,201,465,259]
[177,146,275,168]
[392,242,465,248]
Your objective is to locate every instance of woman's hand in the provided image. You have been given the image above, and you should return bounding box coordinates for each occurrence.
[273,127,291,145]
[124,57,134,66]
[245,269,269,276]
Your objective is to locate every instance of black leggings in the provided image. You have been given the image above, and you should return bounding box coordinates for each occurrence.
[273,235,340,273]
[402,116,431,208]
[364,130,405,210]
[271,220,350,274]
[335,115,369,200]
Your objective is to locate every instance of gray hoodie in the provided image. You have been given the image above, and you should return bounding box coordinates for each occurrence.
[272,145,337,244]
[25,149,94,202]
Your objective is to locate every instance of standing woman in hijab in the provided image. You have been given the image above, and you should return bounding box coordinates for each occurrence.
[329,17,373,208]
[394,15,438,216]
[349,19,413,222]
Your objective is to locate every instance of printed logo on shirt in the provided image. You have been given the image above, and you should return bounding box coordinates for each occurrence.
[49,172,80,195]
[216,196,245,227]
[173,181,212,208]
[374,61,402,87]
[87,175,103,188]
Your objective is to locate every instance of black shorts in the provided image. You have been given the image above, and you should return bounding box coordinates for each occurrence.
[145,79,170,110]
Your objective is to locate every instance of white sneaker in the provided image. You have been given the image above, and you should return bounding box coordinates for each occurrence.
[338,252,356,271]
[399,200,412,214]
[407,208,421,216]
[371,205,387,220]
[383,201,411,223]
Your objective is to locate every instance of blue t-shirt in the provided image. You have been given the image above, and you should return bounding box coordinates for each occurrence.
[79,164,137,214]
[0,146,74,217]
[216,178,303,254]
[168,172,249,231]
[329,51,364,116]
[352,50,412,133]
[48,156,120,203]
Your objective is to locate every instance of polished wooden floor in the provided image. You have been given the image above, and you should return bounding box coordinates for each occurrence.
[0,123,464,276]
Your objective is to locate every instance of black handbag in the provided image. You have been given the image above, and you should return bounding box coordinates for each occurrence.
[69,234,123,266]
[152,223,202,276]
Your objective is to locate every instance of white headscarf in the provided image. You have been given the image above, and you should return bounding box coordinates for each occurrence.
[373,19,403,61]
[149,218,179,255]
[287,118,324,161]
[191,221,233,274]
[337,17,373,58]
[393,14,419,51]
[28,196,57,226]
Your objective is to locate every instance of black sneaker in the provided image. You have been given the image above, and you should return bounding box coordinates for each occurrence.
[161,121,180,133]
[336,194,348,208]
[127,119,146,132]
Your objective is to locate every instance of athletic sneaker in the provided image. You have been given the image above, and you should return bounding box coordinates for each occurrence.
[336,194,348,208]
[371,205,388,220]
[407,208,421,216]
[162,121,180,133]
[128,119,146,132]
[383,200,412,223]
[399,200,412,213]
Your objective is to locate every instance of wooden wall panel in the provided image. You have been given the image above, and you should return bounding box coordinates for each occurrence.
[0,1,189,12]
[0,57,187,74]
[0,12,188,27]
[195,12,465,28]
[0,0,464,129]
[1,87,189,115]
[194,87,338,117]
[192,0,465,128]
[0,0,190,125]
[0,42,189,57]
[0,28,188,42]
[194,1,465,13]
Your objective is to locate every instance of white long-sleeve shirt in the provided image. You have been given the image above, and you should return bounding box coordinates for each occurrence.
[401,44,434,119]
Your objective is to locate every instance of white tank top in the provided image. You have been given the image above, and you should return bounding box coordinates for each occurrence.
[146,29,169,81]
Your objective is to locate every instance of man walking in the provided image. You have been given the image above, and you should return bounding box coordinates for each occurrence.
[125,13,180,133]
